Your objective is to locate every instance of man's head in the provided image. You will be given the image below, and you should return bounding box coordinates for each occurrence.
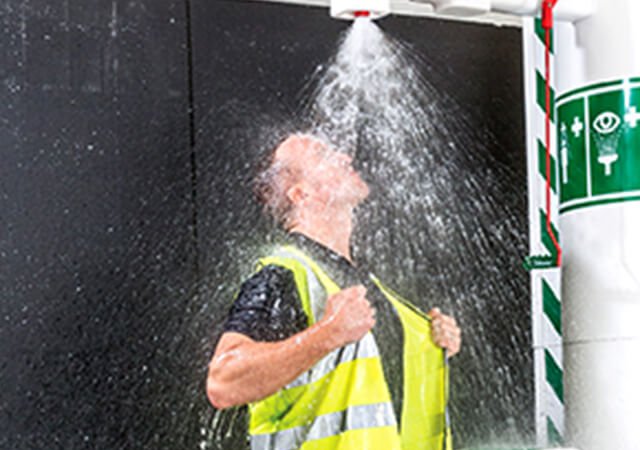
[255,134,369,227]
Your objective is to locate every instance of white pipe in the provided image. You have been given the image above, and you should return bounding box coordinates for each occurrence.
[491,0,595,22]
[489,0,537,14]
[432,0,491,17]
[417,0,595,22]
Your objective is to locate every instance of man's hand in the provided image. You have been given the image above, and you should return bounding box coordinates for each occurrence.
[207,286,375,409]
[428,307,461,357]
[320,285,376,350]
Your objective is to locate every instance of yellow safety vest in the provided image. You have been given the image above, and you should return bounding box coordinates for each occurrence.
[247,245,452,450]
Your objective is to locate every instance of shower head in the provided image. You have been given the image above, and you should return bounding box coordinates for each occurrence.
[330,0,391,20]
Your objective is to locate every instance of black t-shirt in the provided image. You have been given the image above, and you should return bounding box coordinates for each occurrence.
[223,234,405,422]
[223,264,309,342]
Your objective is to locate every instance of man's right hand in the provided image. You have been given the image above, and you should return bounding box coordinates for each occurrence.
[320,285,376,349]
[207,286,375,409]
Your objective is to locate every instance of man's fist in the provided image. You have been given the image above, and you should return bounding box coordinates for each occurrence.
[320,285,376,350]
[429,307,462,357]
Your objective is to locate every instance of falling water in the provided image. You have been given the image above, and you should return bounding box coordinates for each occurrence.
[309,19,533,447]
[197,17,533,450]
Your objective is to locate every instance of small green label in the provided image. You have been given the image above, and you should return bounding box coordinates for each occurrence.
[557,78,640,213]
[523,255,558,271]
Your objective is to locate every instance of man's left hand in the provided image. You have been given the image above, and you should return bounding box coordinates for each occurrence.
[428,308,461,357]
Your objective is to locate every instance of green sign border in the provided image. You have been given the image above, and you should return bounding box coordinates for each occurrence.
[560,193,640,214]
[557,77,640,214]
[557,76,640,103]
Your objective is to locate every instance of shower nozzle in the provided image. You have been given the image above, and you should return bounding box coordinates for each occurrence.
[330,0,390,20]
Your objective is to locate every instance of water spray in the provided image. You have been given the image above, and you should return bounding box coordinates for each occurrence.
[317,0,640,448]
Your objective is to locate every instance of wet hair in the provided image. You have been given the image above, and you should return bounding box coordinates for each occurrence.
[253,148,299,228]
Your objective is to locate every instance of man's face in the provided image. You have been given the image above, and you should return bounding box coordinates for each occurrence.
[275,135,370,210]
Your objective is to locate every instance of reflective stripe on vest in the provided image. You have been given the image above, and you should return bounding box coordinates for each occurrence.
[285,332,379,390]
[251,402,396,450]
[248,245,451,450]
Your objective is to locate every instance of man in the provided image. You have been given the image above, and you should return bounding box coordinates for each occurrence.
[207,134,461,450]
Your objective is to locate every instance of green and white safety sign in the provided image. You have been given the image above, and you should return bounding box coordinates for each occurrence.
[557,77,640,214]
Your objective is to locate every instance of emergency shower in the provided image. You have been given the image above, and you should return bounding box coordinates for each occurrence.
[265,0,640,449]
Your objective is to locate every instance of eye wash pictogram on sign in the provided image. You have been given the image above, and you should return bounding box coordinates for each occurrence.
[593,113,622,177]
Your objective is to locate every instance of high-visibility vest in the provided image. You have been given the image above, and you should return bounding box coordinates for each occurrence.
[248,245,452,450]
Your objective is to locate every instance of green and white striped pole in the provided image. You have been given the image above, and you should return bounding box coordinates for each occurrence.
[522,16,564,448]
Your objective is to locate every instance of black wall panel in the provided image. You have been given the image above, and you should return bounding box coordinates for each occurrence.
[1,1,198,448]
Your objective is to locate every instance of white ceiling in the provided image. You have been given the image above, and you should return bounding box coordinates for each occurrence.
[255,0,523,27]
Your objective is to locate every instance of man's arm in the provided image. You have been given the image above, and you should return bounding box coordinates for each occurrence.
[207,286,375,409]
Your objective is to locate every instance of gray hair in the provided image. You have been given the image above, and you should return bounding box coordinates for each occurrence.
[253,153,299,227]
